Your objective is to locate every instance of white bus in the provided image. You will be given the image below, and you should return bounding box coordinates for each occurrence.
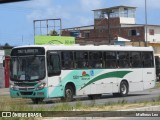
[10,45,156,103]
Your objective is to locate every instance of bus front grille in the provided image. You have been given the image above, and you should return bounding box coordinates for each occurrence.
[19,87,34,91]
[20,92,33,95]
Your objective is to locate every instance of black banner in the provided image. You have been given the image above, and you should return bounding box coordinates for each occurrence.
[0,111,160,118]
[0,0,30,4]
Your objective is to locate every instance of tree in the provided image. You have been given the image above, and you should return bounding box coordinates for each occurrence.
[4,43,10,47]
[49,30,59,36]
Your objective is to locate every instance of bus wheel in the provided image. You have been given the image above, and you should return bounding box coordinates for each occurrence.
[62,85,74,102]
[31,98,44,104]
[119,81,128,97]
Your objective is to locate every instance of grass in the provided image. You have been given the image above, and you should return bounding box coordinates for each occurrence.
[1,95,160,112]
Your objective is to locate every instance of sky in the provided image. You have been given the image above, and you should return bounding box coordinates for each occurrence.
[0,0,160,46]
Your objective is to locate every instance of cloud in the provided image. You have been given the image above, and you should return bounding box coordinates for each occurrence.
[26,0,102,28]
[80,0,103,11]
[27,0,52,9]
[26,0,60,20]
[120,0,160,9]
[26,0,160,29]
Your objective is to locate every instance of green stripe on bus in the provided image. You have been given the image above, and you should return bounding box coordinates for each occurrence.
[80,71,132,90]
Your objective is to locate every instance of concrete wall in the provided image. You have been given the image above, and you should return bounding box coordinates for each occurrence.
[0,63,4,88]
[0,50,5,88]
[146,26,160,43]
[120,17,135,24]
[0,50,5,63]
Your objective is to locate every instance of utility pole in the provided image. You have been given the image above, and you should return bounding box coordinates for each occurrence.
[107,11,111,45]
[145,0,148,47]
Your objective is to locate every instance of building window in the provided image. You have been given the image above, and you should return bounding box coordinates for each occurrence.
[128,29,140,36]
[149,29,154,35]
[84,32,90,38]
[70,31,81,38]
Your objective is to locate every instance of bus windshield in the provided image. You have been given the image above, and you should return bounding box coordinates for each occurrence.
[10,56,45,81]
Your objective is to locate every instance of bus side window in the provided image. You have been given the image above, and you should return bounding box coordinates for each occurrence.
[104,51,117,68]
[75,51,88,69]
[117,52,130,68]
[89,51,103,68]
[142,52,154,68]
[130,52,142,68]
[48,53,61,76]
[61,51,74,69]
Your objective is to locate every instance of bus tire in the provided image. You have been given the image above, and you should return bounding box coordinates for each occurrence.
[31,98,44,104]
[119,81,129,97]
[62,85,74,102]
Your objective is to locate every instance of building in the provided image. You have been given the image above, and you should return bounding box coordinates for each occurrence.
[62,6,160,48]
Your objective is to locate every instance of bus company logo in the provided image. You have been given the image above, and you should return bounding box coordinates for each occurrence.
[73,71,90,80]
[90,70,94,76]
[81,71,90,80]
[2,112,11,117]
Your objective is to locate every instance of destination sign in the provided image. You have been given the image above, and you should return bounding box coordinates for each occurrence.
[11,47,45,56]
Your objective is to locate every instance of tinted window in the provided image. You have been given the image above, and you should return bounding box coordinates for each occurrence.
[61,51,74,69]
[89,51,103,68]
[104,51,117,68]
[48,53,61,76]
[74,51,88,68]
[142,52,154,68]
[130,52,142,68]
[117,52,130,68]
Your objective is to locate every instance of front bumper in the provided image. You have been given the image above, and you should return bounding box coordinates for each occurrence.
[10,88,48,98]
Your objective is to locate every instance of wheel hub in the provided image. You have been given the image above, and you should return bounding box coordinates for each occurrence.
[121,84,127,94]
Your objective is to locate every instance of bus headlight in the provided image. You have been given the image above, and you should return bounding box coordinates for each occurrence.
[36,83,46,90]
[10,84,18,91]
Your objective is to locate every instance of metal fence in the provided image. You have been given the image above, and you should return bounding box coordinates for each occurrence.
[0,63,4,88]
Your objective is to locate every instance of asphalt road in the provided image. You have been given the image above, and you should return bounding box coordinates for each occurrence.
[30,88,160,107]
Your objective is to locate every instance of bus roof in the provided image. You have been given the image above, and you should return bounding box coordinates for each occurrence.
[13,44,154,52]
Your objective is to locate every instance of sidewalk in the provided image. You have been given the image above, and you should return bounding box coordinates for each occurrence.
[0,88,9,96]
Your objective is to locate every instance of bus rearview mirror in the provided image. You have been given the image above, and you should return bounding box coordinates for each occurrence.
[3,60,5,67]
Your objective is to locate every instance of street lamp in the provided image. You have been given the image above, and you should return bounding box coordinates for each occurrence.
[145,0,148,47]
